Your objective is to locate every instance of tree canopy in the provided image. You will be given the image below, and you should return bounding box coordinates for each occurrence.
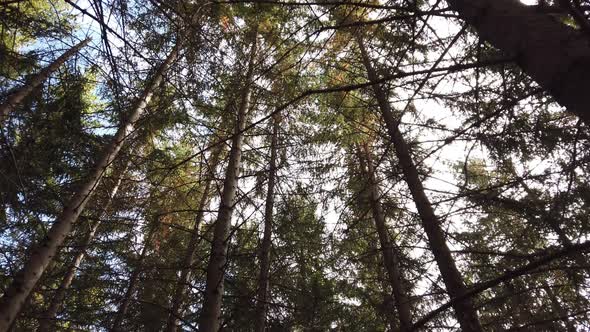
[1,0,589,331]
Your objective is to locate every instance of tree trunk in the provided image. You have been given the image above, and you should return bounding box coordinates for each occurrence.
[164,144,224,332]
[253,114,280,332]
[0,42,180,332]
[111,218,160,332]
[37,163,129,332]
[198,33,258,332]
[446,0,590,124]
[356,34,483,332]
[0,38,91,125]
[357,143,413,332]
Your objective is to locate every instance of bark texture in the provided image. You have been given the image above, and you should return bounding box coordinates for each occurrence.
[198,34,258,332]
[356,34,483,332]
[0,38,91,124]
[447,0,590,124]
[0,42,179,332]
[254,114,280,332]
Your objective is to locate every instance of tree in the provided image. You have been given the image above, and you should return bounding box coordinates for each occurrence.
[0,38,90,124]
[355,32,482,331]
[198,24,259,332]
[37,161,128,331]
[2,0,590,330]
[447,0,590,124]
[0,36,181,331]
[164,141,224,332]
[254,113,280,332]
[357,142,413,332]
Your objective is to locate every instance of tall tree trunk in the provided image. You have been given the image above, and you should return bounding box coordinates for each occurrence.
[198,33,258,332]
[253,114,280,332]
[164,144,224,332]
[0,38,91,125]
[37,163,129,332]
[356,34,483,332]
[357,143,413,332]
[0,42,180,332]
[446,0,590,124]
[111,218,160,332]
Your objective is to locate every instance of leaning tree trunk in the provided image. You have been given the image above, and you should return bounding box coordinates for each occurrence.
[0,38,91,125]
[37,163,129,332]
[253,114,280,332]
[356,34,483,332]
[198,33,258,332]
[164,144,224,332]
[446,0,590,124]
[0,41,180,332]
[357,143,413,332]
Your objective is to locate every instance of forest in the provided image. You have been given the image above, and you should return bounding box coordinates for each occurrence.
[0,0,589,331]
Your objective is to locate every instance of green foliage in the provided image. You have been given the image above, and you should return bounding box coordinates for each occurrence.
[0,0,73,81]
[2,1,590,331]
[268,190,342,331]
